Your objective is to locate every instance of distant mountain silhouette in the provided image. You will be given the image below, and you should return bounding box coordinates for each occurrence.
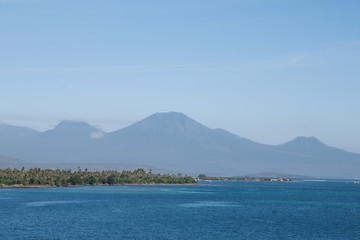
[0,112,359,178]
[42,121,105,140]
[277,136,328,155]
[105,112,273,175]
[0,124,40,143]
[0,156,28,169]
[0,121,106,164]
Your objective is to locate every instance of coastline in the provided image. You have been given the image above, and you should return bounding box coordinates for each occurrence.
[0,183,197,189]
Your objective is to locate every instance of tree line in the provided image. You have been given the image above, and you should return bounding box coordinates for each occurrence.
[0,167,196,187]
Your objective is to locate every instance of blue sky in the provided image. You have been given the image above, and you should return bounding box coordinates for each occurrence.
[1,0,360,153]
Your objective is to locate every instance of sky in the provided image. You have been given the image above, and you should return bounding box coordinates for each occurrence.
[1,0,360,153]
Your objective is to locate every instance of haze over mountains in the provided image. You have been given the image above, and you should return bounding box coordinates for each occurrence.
[1,112,359,178]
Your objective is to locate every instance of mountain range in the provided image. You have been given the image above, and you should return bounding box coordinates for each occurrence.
[1,112,359,178]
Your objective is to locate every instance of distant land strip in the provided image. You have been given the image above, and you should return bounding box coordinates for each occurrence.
[196,174,292,182]
[0,167,196,188]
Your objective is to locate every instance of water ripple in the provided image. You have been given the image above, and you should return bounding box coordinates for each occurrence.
[180,201,242,208]
[25,200,84,207]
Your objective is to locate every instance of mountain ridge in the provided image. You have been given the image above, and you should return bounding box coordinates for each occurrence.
[0,112,359,178]
[0,116,355,152]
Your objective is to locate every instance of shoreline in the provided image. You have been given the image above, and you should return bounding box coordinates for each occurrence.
[0,183,196,189]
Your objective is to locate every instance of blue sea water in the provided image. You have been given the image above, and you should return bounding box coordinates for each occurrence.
[0,181,360,239]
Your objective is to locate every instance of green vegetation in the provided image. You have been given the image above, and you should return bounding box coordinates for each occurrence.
[197,174,292,182]
[0,167,196,188]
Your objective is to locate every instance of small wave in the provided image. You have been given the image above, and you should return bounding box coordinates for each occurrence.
[158,189,209,194]
[172,190,203,194]
[26,200,83,207]
[180,201,241,208]
[111,209,123,213]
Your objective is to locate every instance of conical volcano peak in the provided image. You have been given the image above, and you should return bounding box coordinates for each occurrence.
[289,136,326,146]
[122,111,211,136]
[277,136,328,155]
[149,111,194,123]
[152,111,186,118]
[57,120,92,127]
[44,121,104,138]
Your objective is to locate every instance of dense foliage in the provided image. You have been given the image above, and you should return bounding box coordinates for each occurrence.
[0,167,196,187]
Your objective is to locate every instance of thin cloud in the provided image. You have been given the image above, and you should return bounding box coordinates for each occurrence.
[2,39,358,73]
[0,56,305,74]
[233,55,305,71]
[90,131,104,139]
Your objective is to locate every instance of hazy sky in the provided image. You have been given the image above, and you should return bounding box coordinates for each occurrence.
[1,0,360,153]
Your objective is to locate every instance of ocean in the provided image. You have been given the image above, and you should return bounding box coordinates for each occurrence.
[1,181,359,239]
